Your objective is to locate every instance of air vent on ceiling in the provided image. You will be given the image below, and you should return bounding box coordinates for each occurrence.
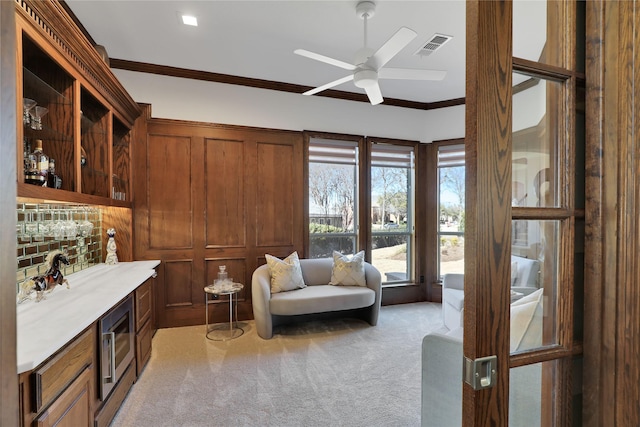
[414,33,452,57]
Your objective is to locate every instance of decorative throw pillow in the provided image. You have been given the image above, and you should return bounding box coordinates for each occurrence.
[329,251,366,287]
[510,288,543,352]
[265,251,306,293]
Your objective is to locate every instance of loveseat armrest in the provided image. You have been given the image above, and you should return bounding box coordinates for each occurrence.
[251,264,274,339]
[364,262,382,325]
[421,331,463,427]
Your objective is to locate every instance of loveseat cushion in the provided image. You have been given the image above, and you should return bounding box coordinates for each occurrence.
[269,284,375,316]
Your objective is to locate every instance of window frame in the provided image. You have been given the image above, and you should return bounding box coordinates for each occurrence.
[304,132,424,301]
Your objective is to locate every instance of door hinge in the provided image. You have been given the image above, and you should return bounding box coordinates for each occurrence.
[463,355,497,390]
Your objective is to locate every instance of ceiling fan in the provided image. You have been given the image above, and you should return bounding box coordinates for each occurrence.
[294,1,446,105]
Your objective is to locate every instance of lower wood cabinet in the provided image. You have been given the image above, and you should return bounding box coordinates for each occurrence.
[135,277,154,376]
[19,327,95,427]
[35,367,93,427]
[19,278,155,427]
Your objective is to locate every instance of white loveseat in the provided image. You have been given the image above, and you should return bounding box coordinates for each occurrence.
[251,257,382,339]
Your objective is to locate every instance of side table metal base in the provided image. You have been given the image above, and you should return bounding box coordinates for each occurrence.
[206,323,244,341]
[204,282,244,341]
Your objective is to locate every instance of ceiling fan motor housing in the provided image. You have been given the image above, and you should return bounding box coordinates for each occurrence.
[354,69,378,88]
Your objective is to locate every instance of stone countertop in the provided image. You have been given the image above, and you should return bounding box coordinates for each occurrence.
[16,260,160,374]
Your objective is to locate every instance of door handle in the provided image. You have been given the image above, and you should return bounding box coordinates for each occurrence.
[103,332,116,383]
[463,355,497,390]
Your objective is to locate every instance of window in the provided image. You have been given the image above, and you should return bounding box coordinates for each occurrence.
[308,138,358,258]
[437,144,465,277]
[370,143,415,284]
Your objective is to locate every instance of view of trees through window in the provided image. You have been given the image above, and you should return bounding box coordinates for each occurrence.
[438,144,465,276]
[370,144,414,283]
[308,139,358,258]
[308,138,415,284]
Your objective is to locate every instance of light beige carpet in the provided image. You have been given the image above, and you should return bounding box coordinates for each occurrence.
[111,302,443,427]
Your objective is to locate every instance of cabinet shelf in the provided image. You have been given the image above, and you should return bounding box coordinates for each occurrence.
[22,67,72,109]
[23,124,74,145]
[18,183,131,208]
[80,113,107,136]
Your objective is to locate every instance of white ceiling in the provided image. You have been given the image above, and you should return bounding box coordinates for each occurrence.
[65,1,468,105]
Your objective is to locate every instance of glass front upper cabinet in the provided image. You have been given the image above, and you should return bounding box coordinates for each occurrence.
[17,14,137,206]
[21,35,75,192]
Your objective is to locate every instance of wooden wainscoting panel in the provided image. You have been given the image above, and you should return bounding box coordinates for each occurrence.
[162,259,193,307]
[135,119,304,328]
[255,140,300,247]
[147,134,193,249]
[204,137,245,247]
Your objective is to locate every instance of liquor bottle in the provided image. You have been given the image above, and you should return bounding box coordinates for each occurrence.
[47,158,62,189]
[25,139,48,186]
[23,138,31,176]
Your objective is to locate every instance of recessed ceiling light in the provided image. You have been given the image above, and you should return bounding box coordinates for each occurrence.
[181,15,198,26]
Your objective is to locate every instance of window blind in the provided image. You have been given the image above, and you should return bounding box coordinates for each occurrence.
[309,138,358,165]
[371,143,414,168]
[437,143,465,167]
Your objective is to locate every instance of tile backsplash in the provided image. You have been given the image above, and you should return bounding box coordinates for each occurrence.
[16,202,102,292]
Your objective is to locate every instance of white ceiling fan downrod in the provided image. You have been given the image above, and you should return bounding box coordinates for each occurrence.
[354,1,378,89]
[356,1,376,50]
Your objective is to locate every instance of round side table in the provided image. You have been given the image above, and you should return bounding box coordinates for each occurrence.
[204,282,244,341]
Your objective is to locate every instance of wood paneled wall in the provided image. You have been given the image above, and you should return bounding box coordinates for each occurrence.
[133,115,304,327]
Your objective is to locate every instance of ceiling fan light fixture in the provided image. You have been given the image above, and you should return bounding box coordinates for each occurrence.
[353,69,378,89]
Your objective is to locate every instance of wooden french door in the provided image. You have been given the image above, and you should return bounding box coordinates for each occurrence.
[463,1,582,425]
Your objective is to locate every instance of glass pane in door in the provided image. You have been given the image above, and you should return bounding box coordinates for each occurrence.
[514,0,567,69]
[512,73,563,208]
[510,219,559,352]
[510,359,569,426]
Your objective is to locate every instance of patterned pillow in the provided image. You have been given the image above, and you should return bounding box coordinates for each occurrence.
[265,251,306,293]
[329,251,366,287]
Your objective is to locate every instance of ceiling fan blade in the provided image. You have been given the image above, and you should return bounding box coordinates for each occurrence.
[366,27,417,70]
[303,75,354,96]
[379,67,447,81]
[364,83,384,105]
[294,49,356,71]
